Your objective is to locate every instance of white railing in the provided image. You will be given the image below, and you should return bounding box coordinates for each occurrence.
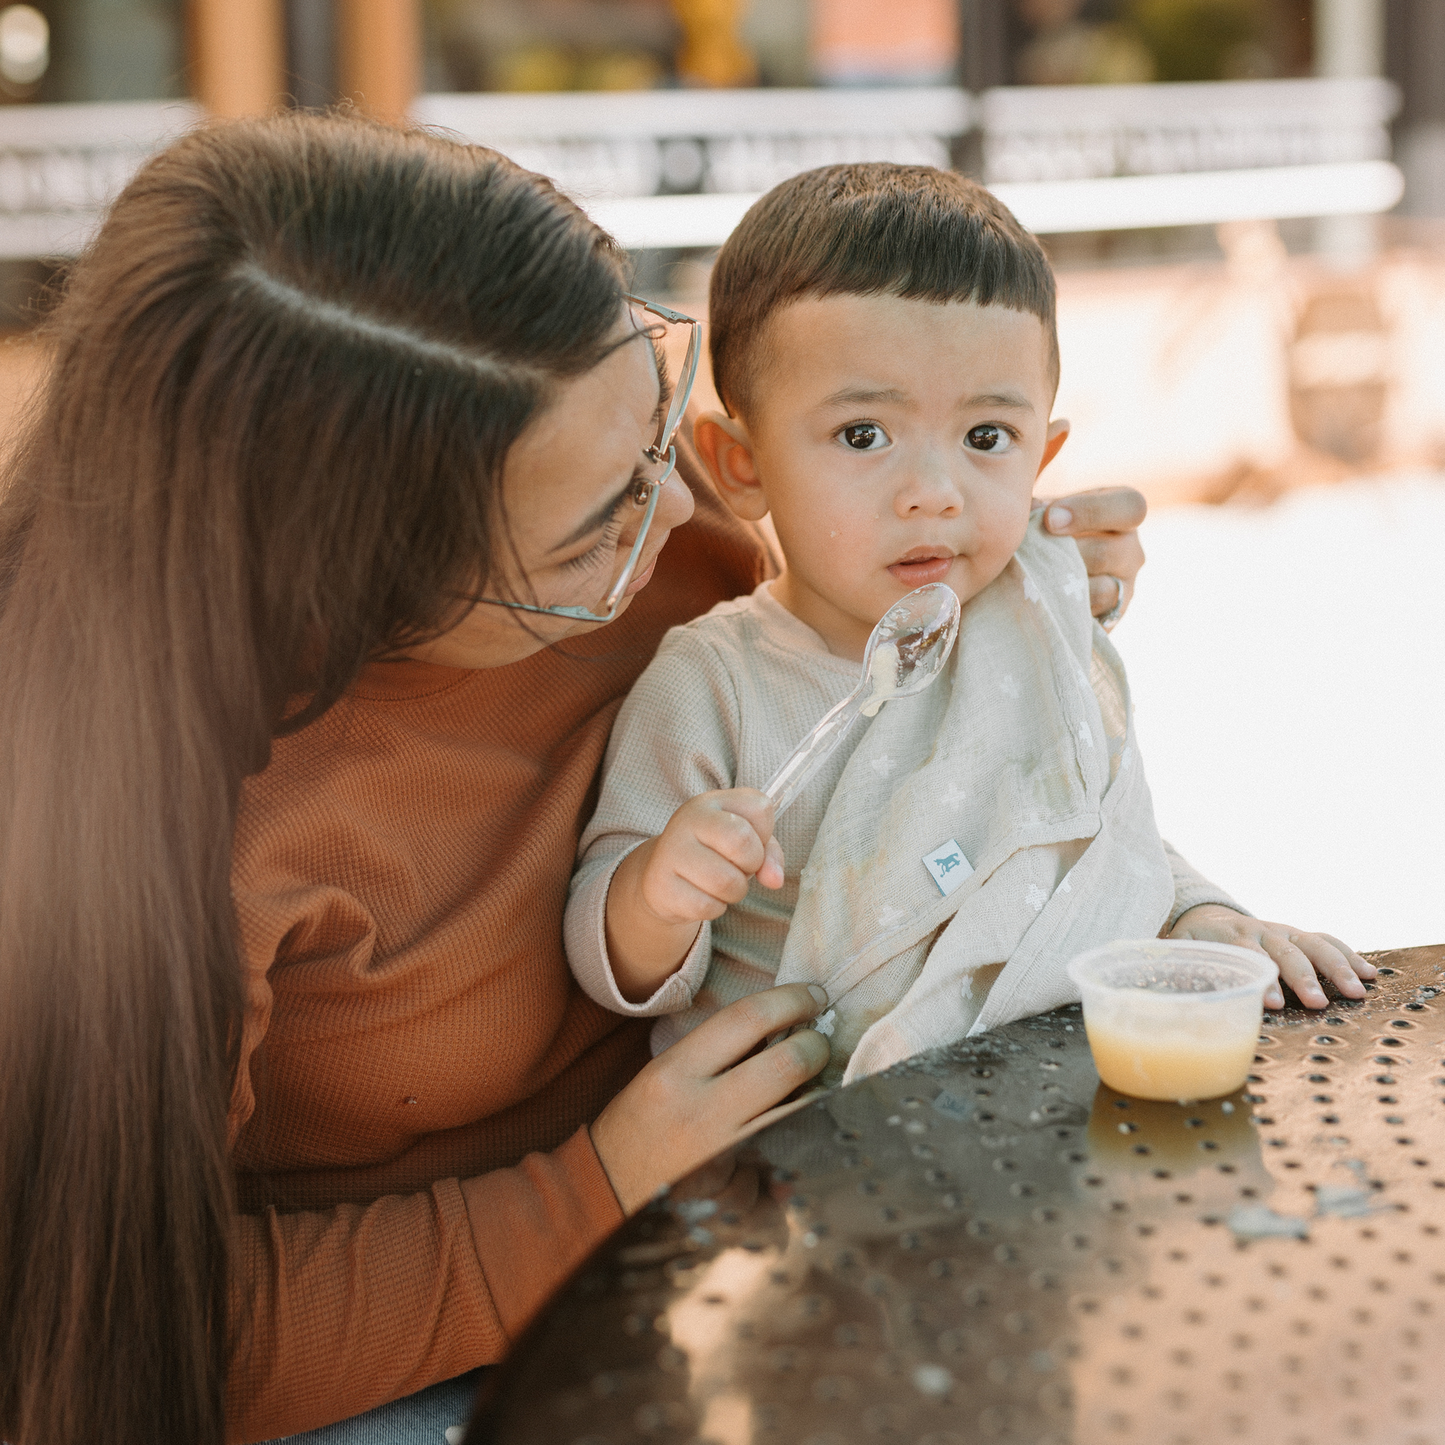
[980,76,1398,182]
[0,100,200,258]
[413,86,970,202]
[0,79,1404,259]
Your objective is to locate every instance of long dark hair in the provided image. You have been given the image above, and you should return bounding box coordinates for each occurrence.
[0,111,627,1445]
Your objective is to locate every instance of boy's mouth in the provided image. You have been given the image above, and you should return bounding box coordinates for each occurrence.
[888,547,956,588]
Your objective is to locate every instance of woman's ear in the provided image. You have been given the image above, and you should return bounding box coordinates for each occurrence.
[1037,417,1070,478]
[693,410,769,521]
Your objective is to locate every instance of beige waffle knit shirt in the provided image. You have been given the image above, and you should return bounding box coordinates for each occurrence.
[566,516,1241,1084]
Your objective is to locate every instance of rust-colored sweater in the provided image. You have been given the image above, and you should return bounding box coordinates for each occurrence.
[225,448,771,1442]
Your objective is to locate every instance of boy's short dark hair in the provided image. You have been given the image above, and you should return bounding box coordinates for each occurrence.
[708,163,1059,419]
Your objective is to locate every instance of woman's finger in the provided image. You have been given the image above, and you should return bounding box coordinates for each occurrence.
[1076,526,1146,591]
[1043,485,1148,538]
[709,1028,831,1131]
[1088,573,1131,624]
[669,983,830,1078]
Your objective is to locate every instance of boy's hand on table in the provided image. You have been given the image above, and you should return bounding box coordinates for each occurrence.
[1169,904,1376,1010]
[589,983,830,1215]
[606,789,783,1001]
[1039,486,1148,625]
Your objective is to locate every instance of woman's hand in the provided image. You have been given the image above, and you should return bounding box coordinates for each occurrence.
[1038,486,1148,625]
[589,983,831,1215]
[1169,904,1376,1010]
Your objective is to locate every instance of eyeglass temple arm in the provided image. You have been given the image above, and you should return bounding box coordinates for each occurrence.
[625,294,701,456]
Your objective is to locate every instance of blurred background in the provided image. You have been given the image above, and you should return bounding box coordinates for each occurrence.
[0,0,1438,952]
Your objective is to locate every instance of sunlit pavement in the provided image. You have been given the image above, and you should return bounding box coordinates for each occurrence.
[1117,472,1445,952]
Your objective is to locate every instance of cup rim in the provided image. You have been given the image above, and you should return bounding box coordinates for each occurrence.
[1067,938,1279,1002]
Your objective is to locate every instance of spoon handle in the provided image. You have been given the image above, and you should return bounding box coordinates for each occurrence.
[762,686,865,819]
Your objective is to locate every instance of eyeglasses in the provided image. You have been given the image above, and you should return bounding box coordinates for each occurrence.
[477,294,700,624]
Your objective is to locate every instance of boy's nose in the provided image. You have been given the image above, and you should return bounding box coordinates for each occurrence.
[895,466,964,517]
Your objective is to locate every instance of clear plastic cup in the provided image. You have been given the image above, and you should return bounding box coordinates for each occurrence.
[1067,940,1279,1102]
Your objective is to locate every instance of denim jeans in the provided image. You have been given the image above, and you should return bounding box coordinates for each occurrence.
[268,1369,485,1445]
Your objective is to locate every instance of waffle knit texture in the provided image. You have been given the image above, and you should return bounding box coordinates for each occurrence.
[224,445,772,1442]
[567,517,1242,1086]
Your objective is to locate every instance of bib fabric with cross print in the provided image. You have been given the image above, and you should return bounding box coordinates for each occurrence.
[772,512,1175,1087]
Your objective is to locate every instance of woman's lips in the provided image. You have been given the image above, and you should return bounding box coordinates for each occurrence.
[624,552,661,596]
[887,556,954,587]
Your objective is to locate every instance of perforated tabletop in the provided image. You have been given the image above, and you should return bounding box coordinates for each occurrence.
[472,945,1445,1445]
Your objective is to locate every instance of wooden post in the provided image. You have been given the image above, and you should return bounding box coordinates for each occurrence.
[1313,0,1384,78]
[188,0,286,117]
[1312,0,1386,259]
[337,0,420,125]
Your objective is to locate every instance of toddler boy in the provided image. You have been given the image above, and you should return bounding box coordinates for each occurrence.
[565,164,1371,1086]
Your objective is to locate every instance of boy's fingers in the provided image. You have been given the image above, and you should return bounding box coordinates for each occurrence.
[1258,931,1328,1008]
[1289,931,1367,1000]
[645,867,733,923]
[693,809,766,877]
[676,850,753,908]
[1043,485,1148,537]
[1322,935,1376,978]
[670,983,829,1080]
[711,788,777,838]
[756,837,785,889]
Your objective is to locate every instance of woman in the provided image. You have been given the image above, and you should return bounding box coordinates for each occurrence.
[0,113,1144,1445]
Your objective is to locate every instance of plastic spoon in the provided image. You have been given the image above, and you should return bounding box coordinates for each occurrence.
[762,583,962,819]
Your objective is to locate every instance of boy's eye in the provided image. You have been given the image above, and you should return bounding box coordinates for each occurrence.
[966,424,1014,453]
[840,422,888,451]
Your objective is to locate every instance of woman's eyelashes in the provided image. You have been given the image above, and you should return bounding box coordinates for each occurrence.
[560,513,624,575]
[964,423,1018,454]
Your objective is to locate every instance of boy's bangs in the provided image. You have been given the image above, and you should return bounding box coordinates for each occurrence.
[709,164,1060,417]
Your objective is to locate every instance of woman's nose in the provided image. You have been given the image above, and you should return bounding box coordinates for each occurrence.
[655,470,695,530]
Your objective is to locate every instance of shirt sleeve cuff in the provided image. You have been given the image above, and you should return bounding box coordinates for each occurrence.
[1162,838,1252,930]
[565,844,713,1017]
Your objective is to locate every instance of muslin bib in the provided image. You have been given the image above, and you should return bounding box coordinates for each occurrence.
[774,512,1175,1085]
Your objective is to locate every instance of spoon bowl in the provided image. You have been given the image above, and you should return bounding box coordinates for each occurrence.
[763,584,961,817]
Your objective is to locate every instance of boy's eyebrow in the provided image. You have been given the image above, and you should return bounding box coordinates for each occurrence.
[963,390,1035,412]
[817,386,1037,413]
[817,385,911,409]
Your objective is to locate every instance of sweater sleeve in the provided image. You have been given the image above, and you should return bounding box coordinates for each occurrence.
[1162,838,1250,930]
[227,1130,619,1443]
[564,623,744,1018]
[225,896,624,1443]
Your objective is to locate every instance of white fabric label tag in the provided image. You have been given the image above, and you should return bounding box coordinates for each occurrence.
[922,838,974,896]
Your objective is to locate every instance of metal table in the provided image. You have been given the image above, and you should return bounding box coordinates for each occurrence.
[472,946,1445,1445]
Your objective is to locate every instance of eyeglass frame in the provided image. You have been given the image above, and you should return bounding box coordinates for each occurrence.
[473,294,700,624]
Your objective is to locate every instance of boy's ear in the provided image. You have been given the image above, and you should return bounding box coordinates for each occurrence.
[693,410,769,522]
[1037,417,1070,477]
